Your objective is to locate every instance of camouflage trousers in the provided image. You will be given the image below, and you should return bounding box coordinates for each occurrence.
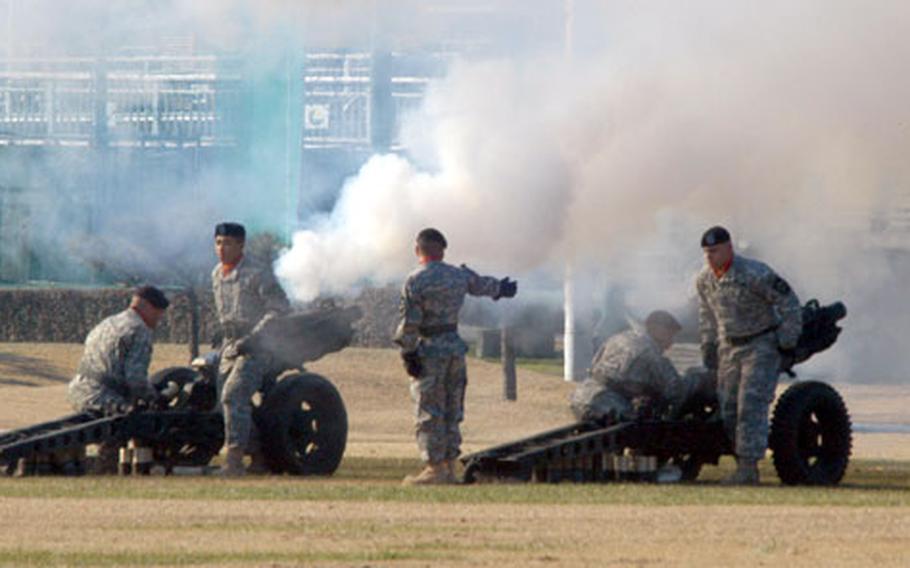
[410,354,468,464]
[67,375,129,414]
[717,333,781,460]
[570,383,634,423]
[218,342,270,451]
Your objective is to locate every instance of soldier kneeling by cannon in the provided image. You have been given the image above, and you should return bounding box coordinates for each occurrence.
[2,292,359,478]
[461,298,850,486]
[570,310,714,426]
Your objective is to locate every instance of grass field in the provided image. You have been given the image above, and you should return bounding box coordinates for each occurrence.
[1,344,909,566]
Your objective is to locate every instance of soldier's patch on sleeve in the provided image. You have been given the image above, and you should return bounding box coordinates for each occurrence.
[772,276,791,295]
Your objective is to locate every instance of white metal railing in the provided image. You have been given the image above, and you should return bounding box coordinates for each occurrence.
[0,56,242,146]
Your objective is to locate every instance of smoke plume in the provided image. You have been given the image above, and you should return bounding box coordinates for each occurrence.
[276,1,910,381]
[3,1,910,380]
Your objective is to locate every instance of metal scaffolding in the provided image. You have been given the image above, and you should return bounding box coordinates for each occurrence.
[0,56,243,148]
[302,51,446,151]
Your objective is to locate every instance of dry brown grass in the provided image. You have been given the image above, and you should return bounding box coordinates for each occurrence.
[0,496,908,567]
[2,344,910,567]
[3,343,909,460]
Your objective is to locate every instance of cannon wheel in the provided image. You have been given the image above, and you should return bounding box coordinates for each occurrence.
[149,366,198,405]
[462,461,480,485]
[147,367,223,467]
[148,366,217,412]
[257,373,348,475]
[769,381,852,485]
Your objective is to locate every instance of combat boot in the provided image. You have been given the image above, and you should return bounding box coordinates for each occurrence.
[218,445,246,477]
[444,459,460,484]
[402,462,451,486]
[721,458,760,486]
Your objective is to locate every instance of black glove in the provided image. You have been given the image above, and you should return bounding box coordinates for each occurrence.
[401,351,423,378]
[495,277,518,300]
[701,342,719,371]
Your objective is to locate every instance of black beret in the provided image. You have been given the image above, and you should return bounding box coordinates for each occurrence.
[134,285,170,310]
[700,226,731,247]
[645,310,682,332]
[416,228,447,249]
[215,222,246,240]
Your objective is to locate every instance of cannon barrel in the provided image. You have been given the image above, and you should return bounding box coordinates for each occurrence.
[246,305,363,368]
[784,299,847,372]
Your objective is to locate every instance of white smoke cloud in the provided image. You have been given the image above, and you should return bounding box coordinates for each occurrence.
[277,58,576,300]
[277,0,910,381]
[4,0,910,379]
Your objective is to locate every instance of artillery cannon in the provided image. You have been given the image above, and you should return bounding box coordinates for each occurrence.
[462,299,851,486]
[1,305,361,476]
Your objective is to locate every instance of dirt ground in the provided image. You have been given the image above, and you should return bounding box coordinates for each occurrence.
[1,343,909,567]
[0,496,908,567]
[2,343,909,460]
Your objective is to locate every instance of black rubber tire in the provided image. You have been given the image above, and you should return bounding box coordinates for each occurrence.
[769,381,852,486]
[148,366,198,390]
[148,366,216,412]
[257,373,348,475]
[155,415,224,468]
[462,461,479,485]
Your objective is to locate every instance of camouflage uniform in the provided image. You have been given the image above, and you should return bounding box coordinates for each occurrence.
[394,261,502,464]
[67,309,156,413]
[212,256,290,451]
[570,329,694,422]
[697,255,801,460]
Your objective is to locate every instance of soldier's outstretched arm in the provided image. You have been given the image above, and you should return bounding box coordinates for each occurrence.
[757,270,802,349]
[461,264,517,299]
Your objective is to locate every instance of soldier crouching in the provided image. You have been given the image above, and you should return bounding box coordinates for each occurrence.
[394,228,517,485]
[570,310,707,423]
[67,285,170,472]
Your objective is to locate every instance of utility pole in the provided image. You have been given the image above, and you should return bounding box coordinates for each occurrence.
[501,325,517,401]
[562,0,593,382]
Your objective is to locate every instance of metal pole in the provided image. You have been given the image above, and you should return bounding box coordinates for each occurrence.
[563,263,593,381]
[561,0,591,382]
[563,263,577,381]
[187,287,200,359]
[501,325,517,401]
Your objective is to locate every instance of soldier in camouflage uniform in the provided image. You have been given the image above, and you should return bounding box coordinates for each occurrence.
[394,228,517,485]
[67,285,170,472]
[571,310,704,423]
[696,226,802,485]
[212,222,291,476]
